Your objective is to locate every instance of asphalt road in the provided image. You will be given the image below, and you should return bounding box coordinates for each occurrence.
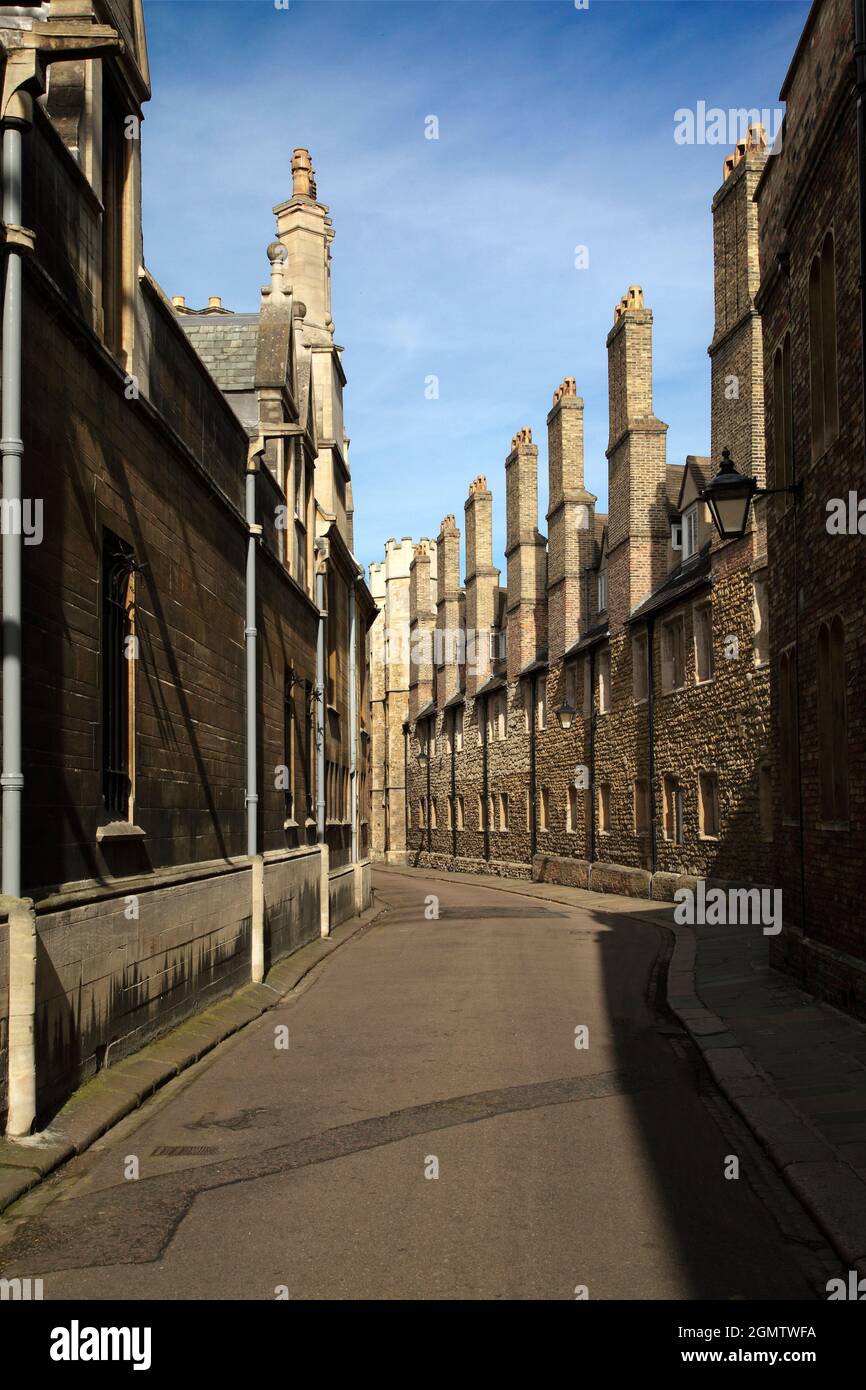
[0,868,828,1300]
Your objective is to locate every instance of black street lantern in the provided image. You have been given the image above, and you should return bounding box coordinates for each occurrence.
[417,750,429,768]
[554,700,576,731]
[700,448,759,540]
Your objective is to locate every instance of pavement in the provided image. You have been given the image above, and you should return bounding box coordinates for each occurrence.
[0,864,853,1299]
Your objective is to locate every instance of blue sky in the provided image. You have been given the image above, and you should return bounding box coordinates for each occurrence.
[141,0,810,572]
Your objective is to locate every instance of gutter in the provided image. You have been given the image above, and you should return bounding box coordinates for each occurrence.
[856,0,866,450]
[646,617,658,875]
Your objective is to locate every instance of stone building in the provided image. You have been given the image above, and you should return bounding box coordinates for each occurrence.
[754,0,866,1016]
[369,129,773,901]
[0,1,372,1125]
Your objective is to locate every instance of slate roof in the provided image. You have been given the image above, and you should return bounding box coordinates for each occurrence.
[628,546,712,623]
[177,313,260,393]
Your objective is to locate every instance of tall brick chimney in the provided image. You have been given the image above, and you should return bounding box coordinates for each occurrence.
[408,540,437,721]
[605,287,668,626]
[435,514,463,705]
[464,476,500,697]
[546,378,597,660]
[505,427,547,682]
[709,124,768,482]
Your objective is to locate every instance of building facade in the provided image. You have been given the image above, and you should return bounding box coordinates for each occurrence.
[755,0,866,1016]
[370,130,773,902]
[0,1,372,1125]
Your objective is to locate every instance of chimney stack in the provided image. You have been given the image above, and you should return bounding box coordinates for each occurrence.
[605,287,668,624]
[505,427,547,682]
[435,514,463,706]
[464,476,500,697]
[710,123,768,482]
[408,540,437,722]
[546,378,597,660]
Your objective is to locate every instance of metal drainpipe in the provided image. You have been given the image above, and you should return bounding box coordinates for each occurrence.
[481,696,490,862]
[450,708,457,862]
[426,723,432,855]
[315,563,326,845]
[529,675,537,860]
[646,618,658,875]
[588,648,597,865]
[1,117,26,897]
[244,461,260,857]
[348,576,358,870]
[857,0,866,448]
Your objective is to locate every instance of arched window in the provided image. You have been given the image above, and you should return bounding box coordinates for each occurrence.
[817,617,849,821]
[779,647,800,821]
[809,232,839,459]
[773,331,792,497]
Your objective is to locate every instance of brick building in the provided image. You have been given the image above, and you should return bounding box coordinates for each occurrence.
[754,0,866,1016]
[370,130,773,902]
[0,1,372,1123]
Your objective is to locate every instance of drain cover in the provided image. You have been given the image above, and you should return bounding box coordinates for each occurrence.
[151,1144,217,1157]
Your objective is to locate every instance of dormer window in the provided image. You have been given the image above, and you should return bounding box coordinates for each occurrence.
[671,521,682,552]
[682,505,699,561]
[597,570,608,614]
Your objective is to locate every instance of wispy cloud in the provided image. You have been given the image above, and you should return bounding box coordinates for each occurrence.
[142,0,810,570]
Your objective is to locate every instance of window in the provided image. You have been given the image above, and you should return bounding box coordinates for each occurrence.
[632,632,648,702]
[598,782,612,836]
[808,232,839,460]
[489,629,506,664]
[817,617,849,822]
[443,724,451,758]
[539,787,550,832]
[455,794,464,830]
[597,569,608,614]
[525,788,531,829]
[661,616,686,693]
[477,793,486,829]
[454,715,463,753]
[487,794,495,831]
[302,680,314,820]
[498,792,509,832]
[671,521,682,552]
[567,783,579,833]
[633,778,650,835]
[759,762,773,843]
[496,691,507,741]
[102,530,136,820]
[446,796,453,830]
[694,603,714,683]
[536,676,547,730]
[429,797,438,830]
[598,649,611,713]
[772,332,793,501]
[327,569,338,706]
[663,774,684,845]
[698,771,720,838]
[418,797,427,829]
[429,724,436,758]
[293,444,307,590]
[284,669,296,822]
[682,505,699,561]
[779,647,800,821]
[583,656,592,717]
[753,576,769,665]
[101,81,130,357]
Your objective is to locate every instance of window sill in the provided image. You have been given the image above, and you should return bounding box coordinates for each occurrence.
[695,676,715,688]
[699,833,720,842]
[816,821,850,833]
[96,822,146,844]
[633,696,648,707]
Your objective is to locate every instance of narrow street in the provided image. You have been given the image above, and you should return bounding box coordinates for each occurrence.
[0,869,830,1300]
